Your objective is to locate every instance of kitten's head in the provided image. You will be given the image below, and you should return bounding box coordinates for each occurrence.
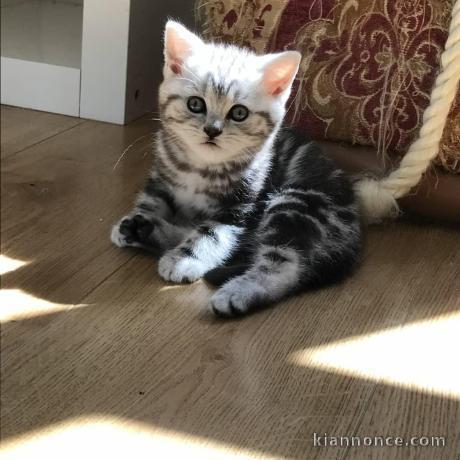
[159,21,300,166]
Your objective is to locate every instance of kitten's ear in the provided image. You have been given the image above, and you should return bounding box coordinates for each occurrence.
[164,21,203,75]
[261,51,301,96]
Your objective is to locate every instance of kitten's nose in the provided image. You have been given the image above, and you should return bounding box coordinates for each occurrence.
[203,124,223,140]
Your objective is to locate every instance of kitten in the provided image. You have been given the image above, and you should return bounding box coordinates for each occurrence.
[111,21,362,317]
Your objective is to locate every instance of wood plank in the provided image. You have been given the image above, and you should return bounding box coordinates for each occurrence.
[343,224,460,460]
[1,105,84,158]
[1,113,156,302]
[1,108,459,459]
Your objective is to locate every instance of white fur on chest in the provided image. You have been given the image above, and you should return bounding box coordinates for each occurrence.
[172,181,217,217]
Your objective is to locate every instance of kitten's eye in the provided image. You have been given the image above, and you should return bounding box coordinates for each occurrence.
[229,105,249,122]
[187,96,206,114]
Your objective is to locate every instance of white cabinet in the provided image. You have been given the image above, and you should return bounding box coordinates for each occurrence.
[1,0,195,124]
[1,0,83,117]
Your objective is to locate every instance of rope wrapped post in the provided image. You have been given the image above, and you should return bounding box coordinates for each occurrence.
[356,0,460,223]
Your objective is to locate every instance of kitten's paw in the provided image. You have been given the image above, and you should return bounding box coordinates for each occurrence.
[158,250,206,283]
[209,278,266,317]
[111,216,142,248]
[110,214,156,248]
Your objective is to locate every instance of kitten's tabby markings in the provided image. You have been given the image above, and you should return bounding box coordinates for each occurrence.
[111,21,362,317]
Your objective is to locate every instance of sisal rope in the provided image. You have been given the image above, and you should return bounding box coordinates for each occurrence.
[356,0,460,222]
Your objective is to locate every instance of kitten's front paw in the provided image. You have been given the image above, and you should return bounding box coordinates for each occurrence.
[158,250,206,284]
[209,278,266,317]
[111,214,156,248]
[111,216,142,248]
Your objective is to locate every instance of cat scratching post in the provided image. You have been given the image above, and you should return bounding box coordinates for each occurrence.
[356,0,460,222]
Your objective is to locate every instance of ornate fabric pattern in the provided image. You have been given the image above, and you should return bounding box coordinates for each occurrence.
[197,0,459,173]
[437,87,460,174]
[197,0,289,53]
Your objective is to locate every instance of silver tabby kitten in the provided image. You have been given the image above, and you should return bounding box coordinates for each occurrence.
[111,21,362,317]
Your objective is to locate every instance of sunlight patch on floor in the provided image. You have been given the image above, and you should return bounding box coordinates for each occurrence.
[158,285,188,292]
[289,312,460,398]
[0,255,29,275]
[158,279,205,292]
[0,289,88,322]
[1,416,280,460]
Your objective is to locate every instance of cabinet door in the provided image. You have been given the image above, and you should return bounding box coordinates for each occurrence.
[1,0,196,123]
[1,0,83,116]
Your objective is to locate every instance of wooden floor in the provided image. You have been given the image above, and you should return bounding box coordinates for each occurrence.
[1,105,459,459]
